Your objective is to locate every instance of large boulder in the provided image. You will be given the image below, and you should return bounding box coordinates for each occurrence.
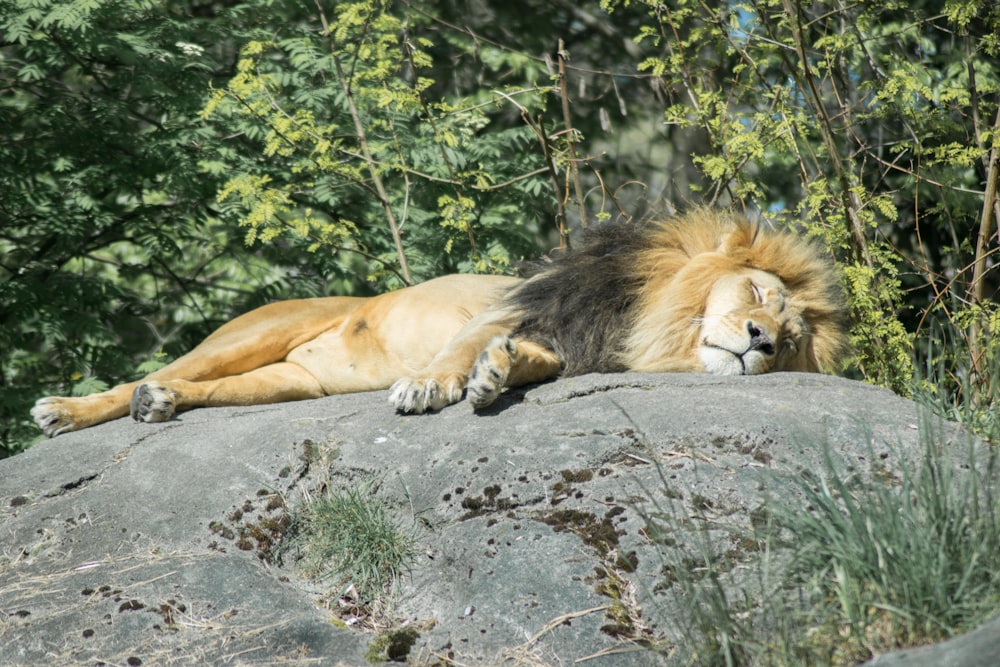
[0,373,990,665]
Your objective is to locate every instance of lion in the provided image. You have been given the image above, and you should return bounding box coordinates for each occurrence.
[32,209,849,437]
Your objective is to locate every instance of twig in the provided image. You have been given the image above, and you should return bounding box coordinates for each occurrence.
[537,114,571,249]
[781,0,872,269]
[968,102,1000,373]
[557,39,588,230]
[498,604,610,663]
[314,0,414,285]
[401,38,478,257]
[492,88,570,248]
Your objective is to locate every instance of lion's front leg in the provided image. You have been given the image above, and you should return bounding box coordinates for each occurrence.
[388,373,467,414]
[466,336,518,408]
[388,311,513,414]
[467,336,563,409]
[390,333,564,413]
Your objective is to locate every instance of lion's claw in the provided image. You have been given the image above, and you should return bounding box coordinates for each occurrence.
[129,383,177,423]
[467,336,517,409]
[389,376,463,414]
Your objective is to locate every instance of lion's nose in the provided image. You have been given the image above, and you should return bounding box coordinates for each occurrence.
[746,321,775,356]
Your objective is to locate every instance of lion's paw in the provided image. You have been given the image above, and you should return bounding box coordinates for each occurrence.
[129,383,177,423]
[467,336,517,409]
[31,398,77,438]
[388,375,464,414]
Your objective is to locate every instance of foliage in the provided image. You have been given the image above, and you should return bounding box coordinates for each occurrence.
[199,1,556,287]
[917,316,1000,441]
[0,0,572,456]
[287,479,419,606]
[601,0,998,396]
[645,426,1000,665]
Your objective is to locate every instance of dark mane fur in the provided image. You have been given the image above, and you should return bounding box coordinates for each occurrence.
[503,222,650,375]
[502,209,849,378]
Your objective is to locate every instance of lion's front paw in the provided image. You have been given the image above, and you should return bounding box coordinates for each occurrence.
[467,336,517,409]
[31,398,77,438]
[388,375,465,414]
[130,383,177,423]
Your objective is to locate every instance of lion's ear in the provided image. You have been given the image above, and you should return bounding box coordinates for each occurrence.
[717,231,735,254]
[717,224,755,258]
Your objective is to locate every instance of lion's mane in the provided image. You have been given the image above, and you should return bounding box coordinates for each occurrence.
[503,208,849,376]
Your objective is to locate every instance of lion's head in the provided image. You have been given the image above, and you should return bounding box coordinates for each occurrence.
[698,267,817,375]
[622,209,849,375]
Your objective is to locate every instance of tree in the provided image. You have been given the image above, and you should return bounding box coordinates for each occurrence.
[1,0,630,455]
[601,0,1000,406]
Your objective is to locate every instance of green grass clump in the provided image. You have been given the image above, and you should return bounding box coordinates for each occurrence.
[290,479,418,605]
[777,432,1000,663]
[647,423,1000,666]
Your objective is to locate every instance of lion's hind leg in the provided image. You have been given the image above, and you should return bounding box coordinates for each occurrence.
[466,336,563,409]
[31,398,74,438]
[129,382,178,424]
[129,362,325,423]
[32,384,142,438]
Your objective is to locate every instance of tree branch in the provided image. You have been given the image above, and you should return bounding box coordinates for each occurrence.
[781,0,872,269]
[314,0,414,285]
[557,39,588,230]
[968,102,1000,371]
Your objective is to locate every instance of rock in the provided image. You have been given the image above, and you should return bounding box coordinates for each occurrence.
[863,613,1000,666]
[0,372,985,665]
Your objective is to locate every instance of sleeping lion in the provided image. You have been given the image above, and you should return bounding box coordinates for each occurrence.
[32,209,849,437]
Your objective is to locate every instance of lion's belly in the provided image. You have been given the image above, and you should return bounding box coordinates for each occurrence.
[285,327,414,395]
[286,274,520,395]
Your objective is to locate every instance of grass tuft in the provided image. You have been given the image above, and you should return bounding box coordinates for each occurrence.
[288,478,418,607]
[773,428,1000,661]
[914,322,1000,444]
[645,420,1000,666]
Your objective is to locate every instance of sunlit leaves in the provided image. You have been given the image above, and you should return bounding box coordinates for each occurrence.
[601,0,1000,395]
[200,1,552,285]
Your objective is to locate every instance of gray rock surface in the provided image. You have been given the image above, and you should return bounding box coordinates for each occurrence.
[0,372,992,665]
[865,613,1000,667]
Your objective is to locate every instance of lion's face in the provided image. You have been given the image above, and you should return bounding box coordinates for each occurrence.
[698,268,810,375]
[620,212,848,376]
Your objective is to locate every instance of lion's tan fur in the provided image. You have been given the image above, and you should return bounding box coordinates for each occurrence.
[32,209,849,437]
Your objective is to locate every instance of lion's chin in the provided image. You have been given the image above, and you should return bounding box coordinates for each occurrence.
[699,347,773,376]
